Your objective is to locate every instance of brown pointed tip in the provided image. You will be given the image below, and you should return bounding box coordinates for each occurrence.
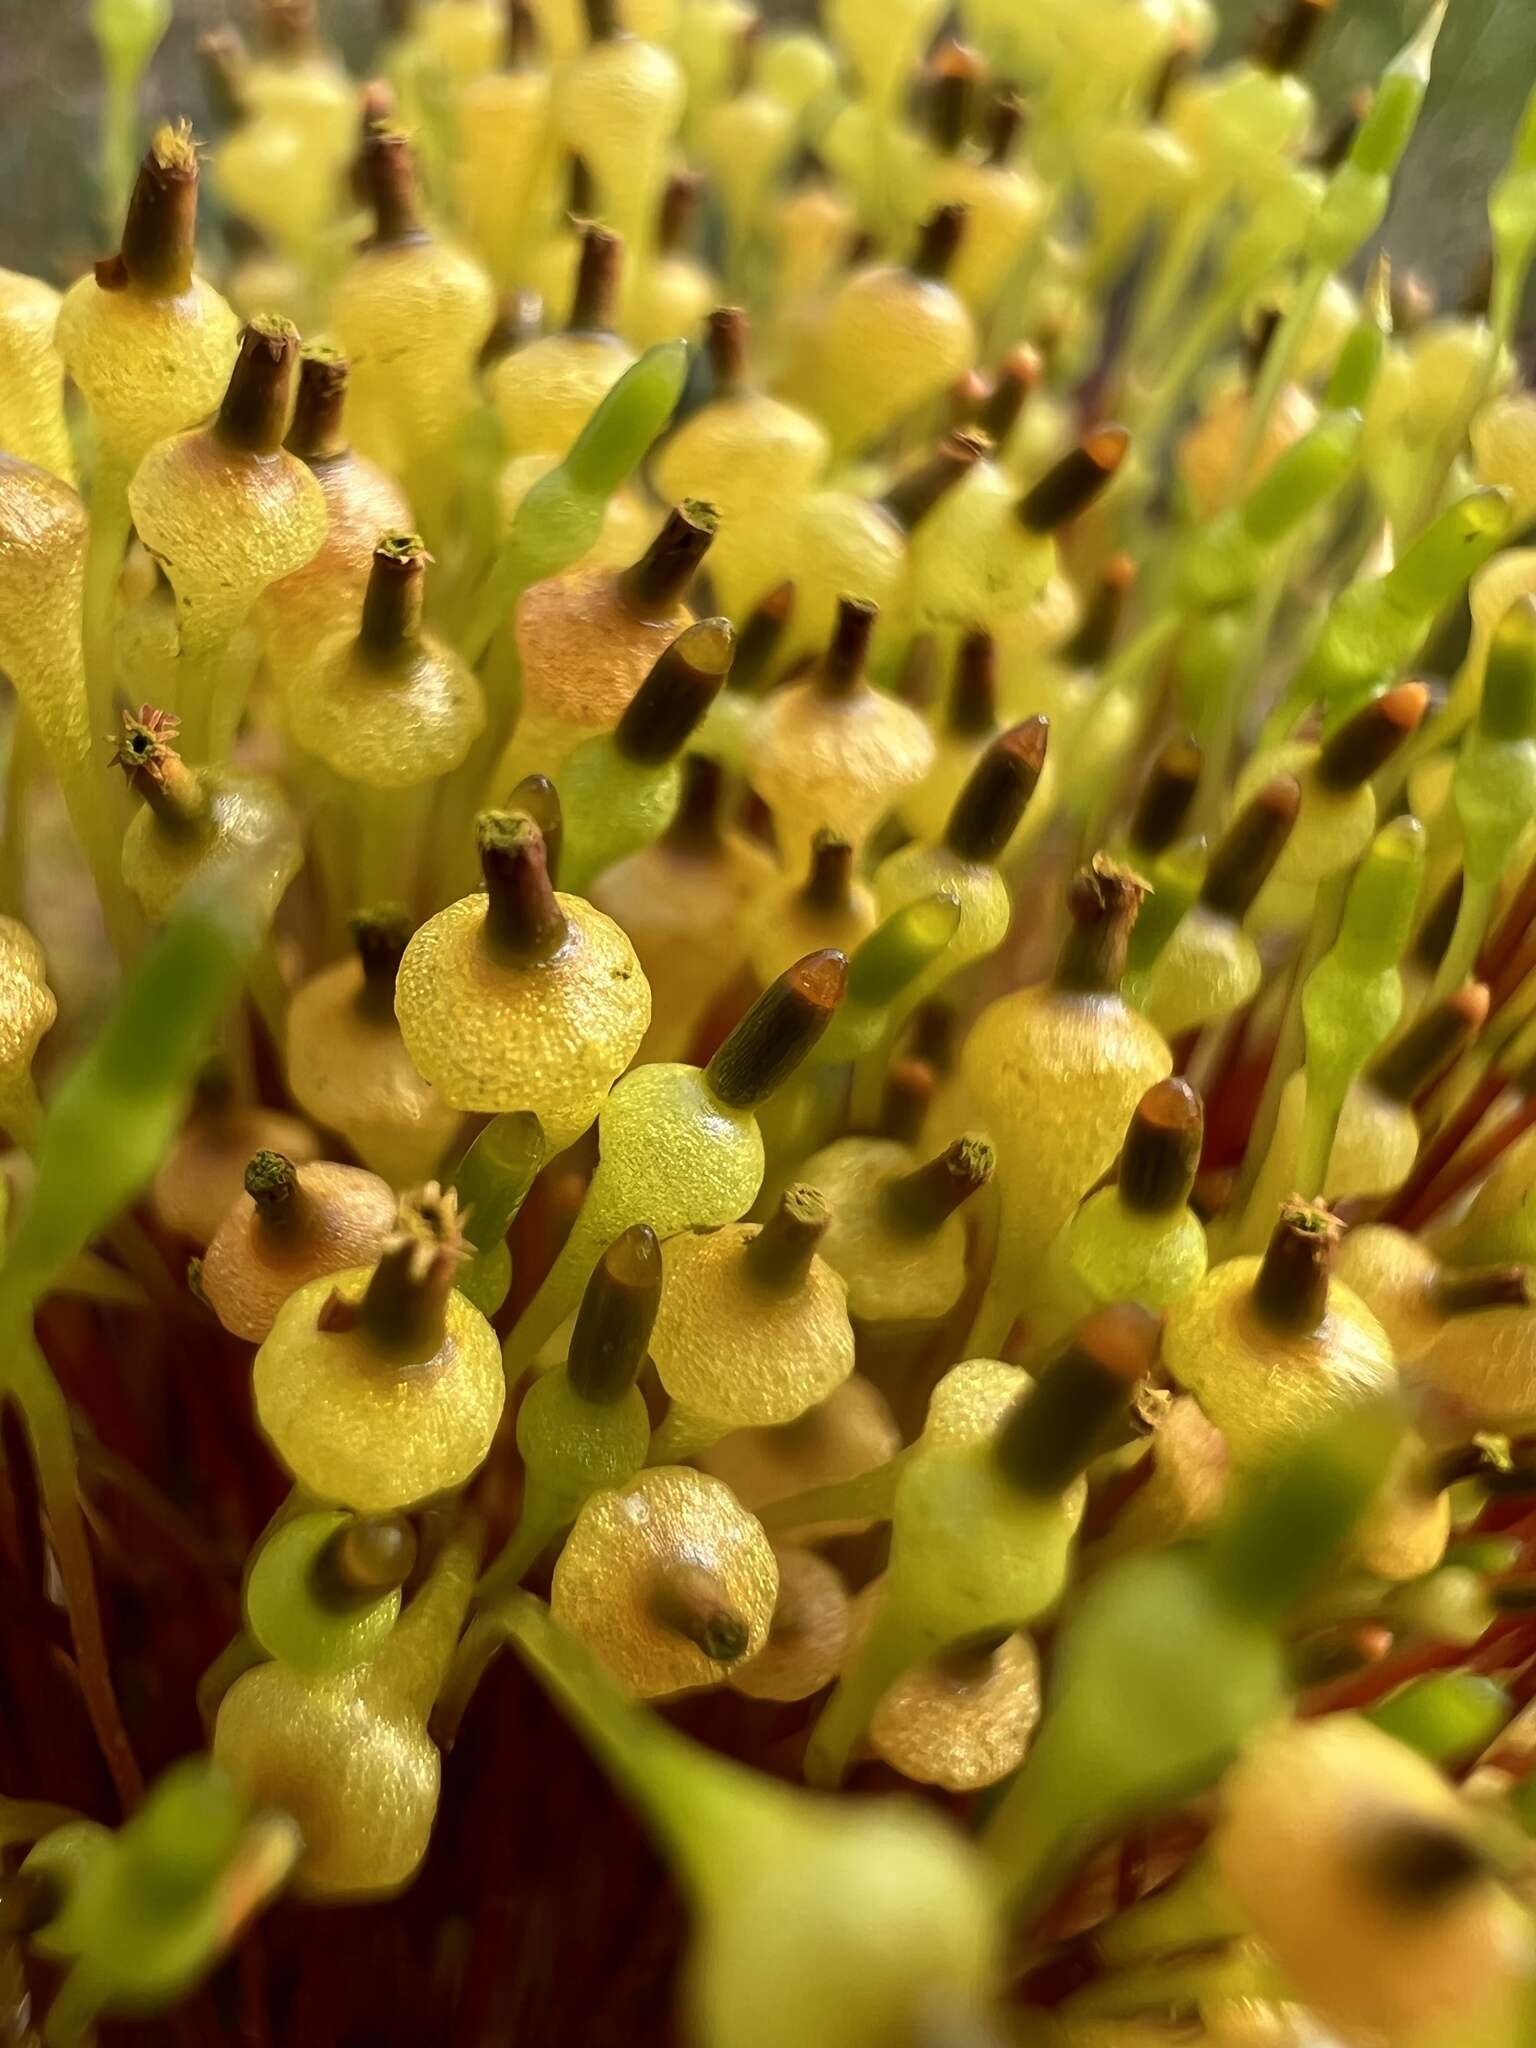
[878,1057,936,1145]
[931,35,984,80]
[1200,773,1301,921]
[1129,735,1203,859]
[944,714,1050,864]
[568,222,624,334]
[1255,0,1334,76]
[1316,682,1431,791]
[505,773,563,887]
[315,1514,419,1610]
[287,343,350,460]
[1251,1198,1341,1336]
[994,1301,1159,1496]
[705,305,749,390]
[618,500,718,619]
[360,124,426,246]
[911,202,968,283]
[1451,981,1492,1030]
[1120,1077,1204,1215]
[1369,980,1489,1103]
[975,343,1043,444]
[881,1134,994,1233]
[616,619,735,765]
[567,1223,662,1403]
[817,596,878,696]
[1431,1263,1531,1320]
[881,430,989,531]
[704,950,848,1108]
[1018,427,1132,533]
[477,809,567,963]
[1056,855,1150,990]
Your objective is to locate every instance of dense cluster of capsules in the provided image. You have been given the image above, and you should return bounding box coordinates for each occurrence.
[4,0,1536,2041]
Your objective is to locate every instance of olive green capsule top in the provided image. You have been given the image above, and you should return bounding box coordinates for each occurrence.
[747,596,936,866]
[253,1186,503,1510]
[649,1186,856,1445]
[395,810,650,1149]
[114,706,302,925]
[550,1466,778,1697]
[201,1150,398,1342]
[215,1516,480,1898]
[56,123,240,473]
[1163,1201,1396,1466]
[1053,1077,1209,1316]
[286,908,461,1189]
[283,536,485,788]
[1140,775,1301,1037]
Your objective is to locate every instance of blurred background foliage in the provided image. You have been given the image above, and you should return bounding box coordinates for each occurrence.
[0,1,1528,302]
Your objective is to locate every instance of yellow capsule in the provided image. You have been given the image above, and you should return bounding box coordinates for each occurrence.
[652,308,828,622]
[414,0,506,77]
[453,5,553,287]
[395,811,649,1149]
[1473,387,1536,528]
[332,130,495,533]
[56,124,240,478]
[649,1186,856,1452]
[215,1517,479,1898]
[698,72,796,267]
[201,1151,398,1343]
[551,1466,778,1697]
[0,457,131,931]
[625,171,718,351]
[113,707,301,926]
[152,1070,319,1246]
[924,118,1047,320]
[0,268,73,482]
[590,757,777,1062]
[852,1580,1042,1792]
[501,500,715,784]
[745,834,877,990]
[1351,1431,1452,1585]
[552,0,685,247]
[827,0,947,111]
[1176,371,1318,521]
[1162,1201,1396,1468]
[962,861,1171,1344]
[491,226,637,460]
[287,910,461,1189]
[800,1133,993,1326]
[128,318,327,759]
[814,209,976,458]
[209,20,355,265]
[747,598,935,867]
[0,918,55,1147]
[1213,1715,1532,2044]
[262,347,415,666]
[282,535,484,792]
[700,1373,901,1540]
[729,1547,850,1703]
[254,1188,503,1511]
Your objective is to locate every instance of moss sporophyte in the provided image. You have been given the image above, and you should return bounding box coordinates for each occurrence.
[4,1,1536,2042]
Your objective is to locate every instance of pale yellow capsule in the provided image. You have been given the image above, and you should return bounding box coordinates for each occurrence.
[287,912,461,1189]
[0,269,73,482]
[454,12,553,287]
[1162,1204,1396,1469]
[745,834,878,991]
[551,1466,778,1698]
[699,1374,900,1539]
[152,1079,319,1246]
[262,348,414,665]
[852,1580,1042,1792]
[552,6,685,248]
[746,599,935,867]
[799,1134,991,1326]
[1214,1716,1533,2043]
[0,919,55,1145]
[395,812,649,1149]
[491,226,637,460]
[55,124,240,477]
[729,1548,850,1704]
[254,1191,504,1511]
